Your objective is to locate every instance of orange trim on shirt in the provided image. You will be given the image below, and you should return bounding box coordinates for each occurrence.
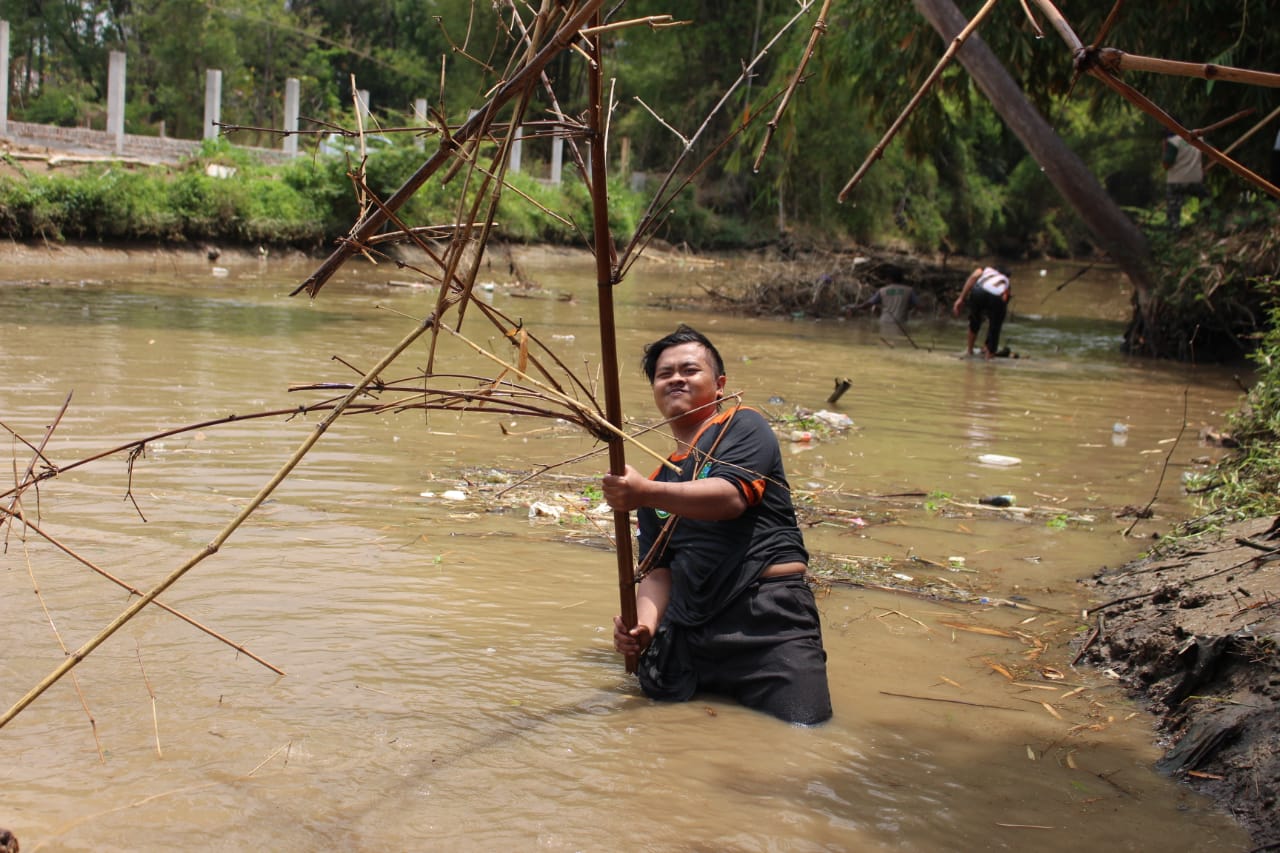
[665,405,750,464]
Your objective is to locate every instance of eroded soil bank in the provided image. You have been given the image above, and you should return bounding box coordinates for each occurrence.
[1078,515,1280,848]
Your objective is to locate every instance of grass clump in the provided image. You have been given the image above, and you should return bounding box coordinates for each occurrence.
[1205,295,1280,519]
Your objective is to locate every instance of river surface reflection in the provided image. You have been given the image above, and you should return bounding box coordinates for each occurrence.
[0,246,1253,850]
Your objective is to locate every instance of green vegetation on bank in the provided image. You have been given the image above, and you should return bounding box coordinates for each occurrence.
[0,139,679,250]
[1206,298,1280,518]
[4,1,1276,258]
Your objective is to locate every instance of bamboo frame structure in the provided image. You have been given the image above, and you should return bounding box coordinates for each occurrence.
[1029,0,1280,200]
[3,0,828,729]
[841,0,1280,202]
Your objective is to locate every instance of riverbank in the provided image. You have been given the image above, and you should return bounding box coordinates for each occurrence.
[1077,516,1280,848]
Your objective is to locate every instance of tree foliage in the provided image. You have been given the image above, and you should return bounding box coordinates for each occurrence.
[1,0,1276,255]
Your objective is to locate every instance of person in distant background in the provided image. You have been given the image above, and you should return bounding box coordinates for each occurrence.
[848,280,922,327]
[952,266,1011,359]
[1162,129,1205,231]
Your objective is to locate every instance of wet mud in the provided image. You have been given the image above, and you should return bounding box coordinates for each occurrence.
[1077,515,1280,848]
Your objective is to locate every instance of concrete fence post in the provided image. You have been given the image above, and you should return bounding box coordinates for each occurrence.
[0,21,9,139]
[550,135,563,185]
[107,50,126,152]
[509,123,522,173]
[283,77,299,156]
[203,69,222,141]
[413,98,428,149]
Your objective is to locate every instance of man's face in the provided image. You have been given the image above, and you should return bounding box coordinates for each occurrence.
[650,341,725,427]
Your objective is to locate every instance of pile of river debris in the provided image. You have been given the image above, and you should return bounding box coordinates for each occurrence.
[651,243,969,318]
[1076,514,1280,848]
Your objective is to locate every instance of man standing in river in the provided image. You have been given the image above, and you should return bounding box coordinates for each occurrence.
[601,325,832,725]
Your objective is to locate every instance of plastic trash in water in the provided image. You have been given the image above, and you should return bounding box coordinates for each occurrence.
[1113,422,1129,433]
[788,430,813,442]
[528,501,562,519]
[979,495,1016,507]
[978,453,1021,466]
[440,489,468,501]
[813,409,854,430]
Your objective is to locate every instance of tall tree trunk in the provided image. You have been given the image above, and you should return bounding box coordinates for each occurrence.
[913,0,1159,351]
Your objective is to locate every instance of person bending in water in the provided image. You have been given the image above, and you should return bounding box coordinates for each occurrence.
[601,325,832,725]
[952,265,1012,359]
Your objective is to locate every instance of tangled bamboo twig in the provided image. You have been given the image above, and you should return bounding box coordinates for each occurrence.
[1,310,441,729]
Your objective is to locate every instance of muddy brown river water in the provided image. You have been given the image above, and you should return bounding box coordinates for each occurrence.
[0,245,1255,850]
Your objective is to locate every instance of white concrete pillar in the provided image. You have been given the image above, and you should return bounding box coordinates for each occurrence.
[509,124,523,173]
[0,21,9,138]
[413,98,428,149]
[203,69,222,140]
[283,77,300,156]
[107,50,126,152]
[550,135,563,185]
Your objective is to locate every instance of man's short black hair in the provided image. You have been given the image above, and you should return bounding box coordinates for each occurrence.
[642,324,726,383]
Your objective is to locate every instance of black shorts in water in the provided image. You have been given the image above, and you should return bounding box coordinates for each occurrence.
[638,574,832,725]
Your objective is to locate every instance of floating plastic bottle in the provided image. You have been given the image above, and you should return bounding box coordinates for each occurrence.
[978,453,1021,466]
[788,430,813,443]
[979,495,1016,507]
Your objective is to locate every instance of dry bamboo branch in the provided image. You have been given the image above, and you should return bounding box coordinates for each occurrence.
[1028,0,1280,200]
[617,2,814,271]
[579,15,683,37]
[295,0,610,299]
[838,0,1002,201]
[1194,108,1256,138]
[1093,49,1280,89]
[1093,70,1279,200]
[586,11,637,673]
[438,323,678,473]
[1015,0,1044,37]
[22,538,105,762]
[3,390,71,550]
[135,644,162,758]
[0,311,440,729]
[2,506,285,675]
[633,97,690,148]
[753,0,833,172]
[1206,103,1280,171]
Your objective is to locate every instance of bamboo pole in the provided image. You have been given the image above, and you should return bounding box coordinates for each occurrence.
[1029,0,1280,200]
[1094,49,1280,89]
[839,0,1002,201]
[0,312,438,729]
[753,0,834,172]
[2,507,285,675]
[587,11,638,673]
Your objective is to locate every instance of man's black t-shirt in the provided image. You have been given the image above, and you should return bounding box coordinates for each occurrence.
[637,406,807,627]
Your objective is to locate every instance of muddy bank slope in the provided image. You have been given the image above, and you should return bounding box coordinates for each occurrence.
[1077,515,1279,848]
